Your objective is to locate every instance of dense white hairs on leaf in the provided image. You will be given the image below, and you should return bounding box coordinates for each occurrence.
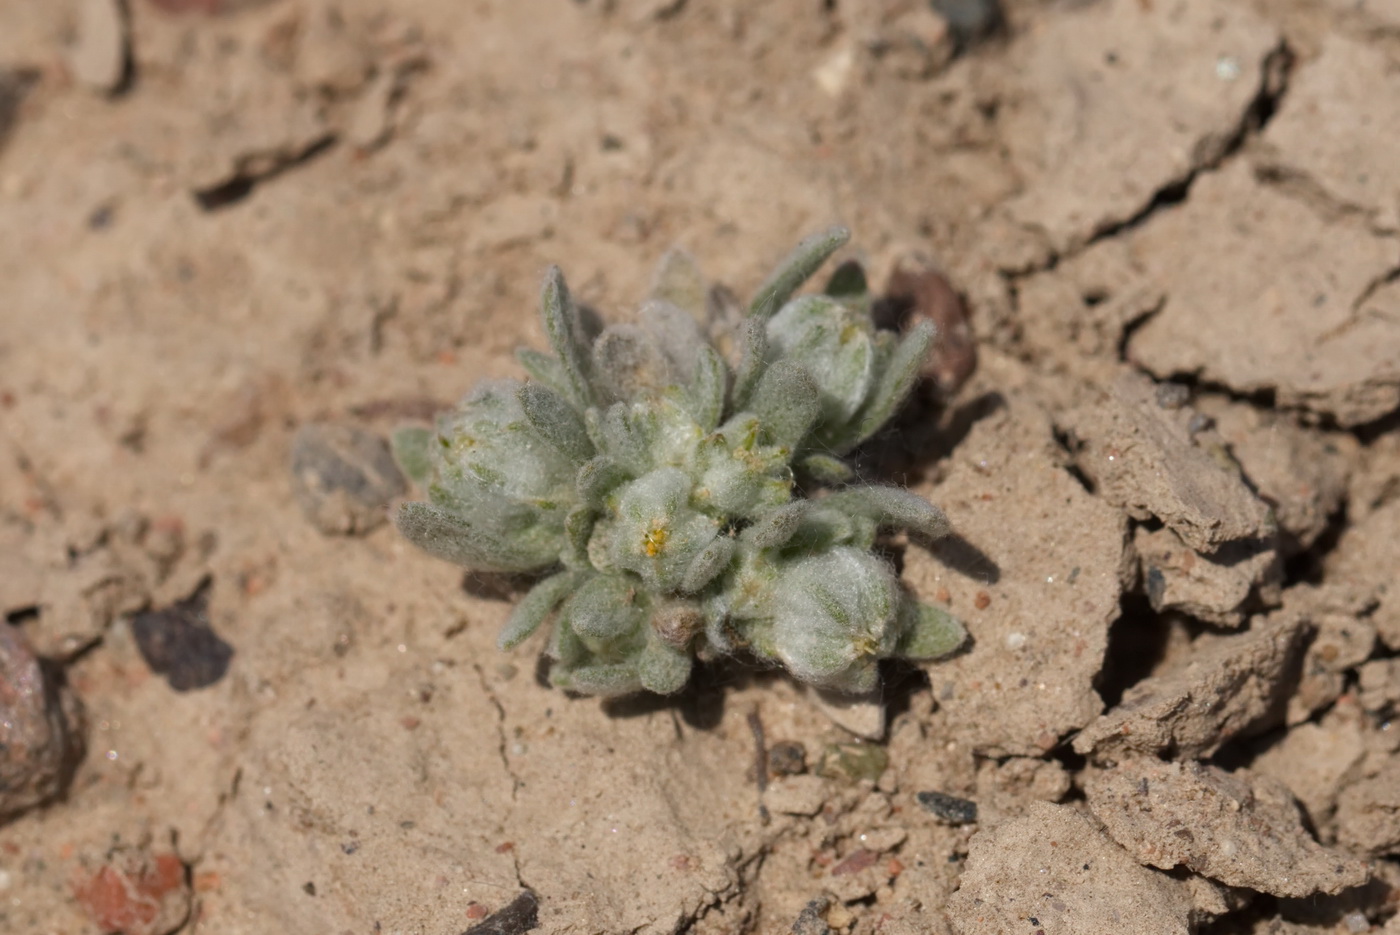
[637,299,705,383]
[770,546,899,685]
[591,324,676,403]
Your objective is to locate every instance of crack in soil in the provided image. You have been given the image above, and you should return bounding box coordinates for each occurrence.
[468,662,535,896]
[471,662,523,803]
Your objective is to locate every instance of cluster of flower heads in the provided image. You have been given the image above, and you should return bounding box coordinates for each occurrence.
[392,228,966,696]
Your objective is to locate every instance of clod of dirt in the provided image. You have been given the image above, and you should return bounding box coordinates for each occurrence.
[1012,238,1165,373]
[879,256,977,398]
[765,775,830,817]
[463,889,539,935]
[904,399,1129,756]
[16,517,159,658]
[973,756,1071,820]
[1000,0,1280,251]
[1325,498,1400,650]
[1085,758,1368,897]
[915,790,977,825]
[130,578,233,692]
[0,624,82,823]
[1252,708,1367,831]
[1258,35,1400,233]
[1126,162,1400,427]
[1279,585,1377,724]
[71,847,190,935]
[70,0,130,94]
[1073,616,1308,761]
[1196,396,1355,557]
[1061,371,1274,555]
[946,801,1196,935]
[1136,525,1280,628]
[289,423,406,536]
[1358,658,1400,714]
[1334,761,1400,857]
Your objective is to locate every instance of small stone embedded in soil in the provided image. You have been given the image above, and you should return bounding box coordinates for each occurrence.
[462,889,539,935]
[1084,758,1368,897]
[1074,616,1308,761]
[878,256,977,397]
[790,895,833,935]
[290,423,407,536]
[947,802,1196,935]
[916,790,977,825]
[130,578,233,692]
[0,624,81,822]
[768,740,808,776]
[72,849,191,935]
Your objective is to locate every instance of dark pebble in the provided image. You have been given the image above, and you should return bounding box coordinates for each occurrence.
[930,0,1004,49]
[290,423,406,536]
[130,578,233,692]
[916,789,978,825]
[0,625,81,823]
[462,890,539,935]
[791,895,832,935]
[767,740,808,777]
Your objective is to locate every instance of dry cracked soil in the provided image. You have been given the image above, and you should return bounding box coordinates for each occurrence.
[2,0,1400,933]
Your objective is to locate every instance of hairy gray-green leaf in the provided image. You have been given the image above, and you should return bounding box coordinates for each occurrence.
[848,319,934,451]
[499,570,590,650]
[749,226,850,320]
[824,485,951,540]
[518,383,594,463]
[748,360,821,450]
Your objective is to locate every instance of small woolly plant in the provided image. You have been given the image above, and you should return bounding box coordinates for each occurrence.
[392,227,966,696]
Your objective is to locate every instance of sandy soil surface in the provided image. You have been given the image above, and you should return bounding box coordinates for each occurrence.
[2,0,1399,933]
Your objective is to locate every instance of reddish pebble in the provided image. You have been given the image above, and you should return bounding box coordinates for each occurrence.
[974,591,991,610]
[935,586,951,604]
[831,848,880,877]
[494,841,514,854]
[465,902,488,920]
[73,851,189,935]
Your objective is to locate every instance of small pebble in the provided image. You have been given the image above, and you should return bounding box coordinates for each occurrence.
[130,578,233,692]
[463,889,539,935]
[917,790,979,825]
[290,423,407,536]
[768,741,808,777]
